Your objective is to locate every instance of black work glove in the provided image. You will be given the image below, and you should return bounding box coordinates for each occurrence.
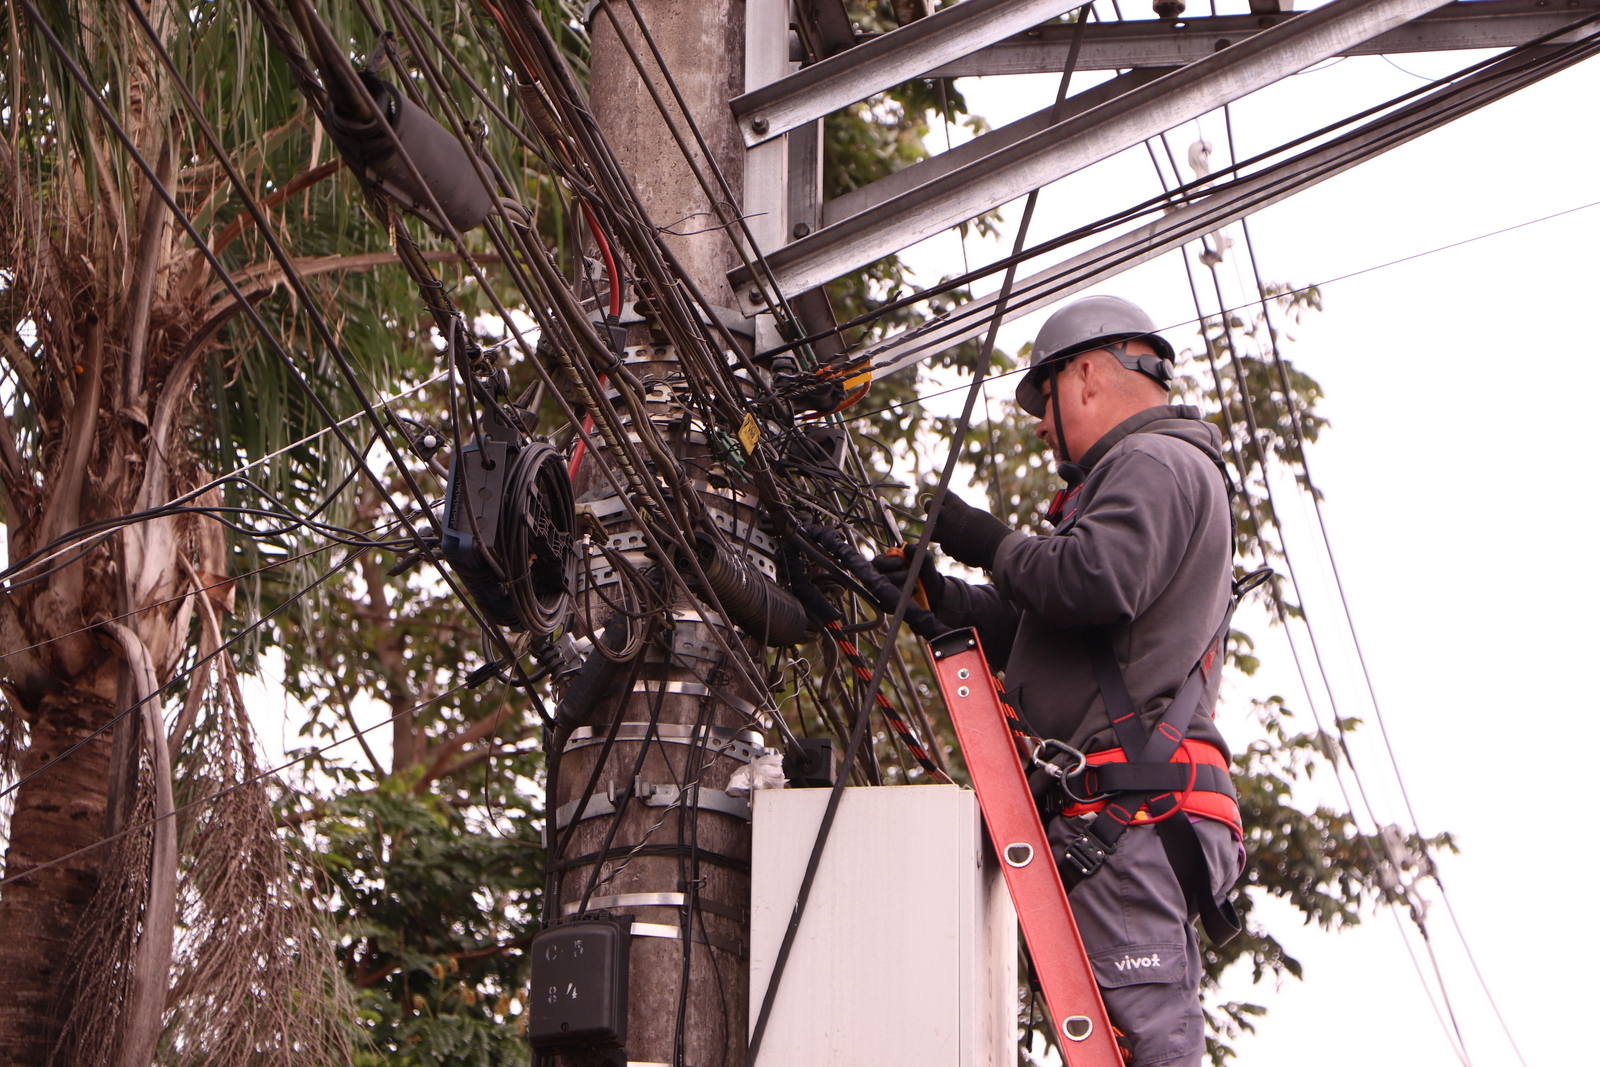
[871,549,945,613]
[927,493,1012,571]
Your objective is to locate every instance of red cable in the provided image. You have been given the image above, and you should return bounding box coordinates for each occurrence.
[824,621,948,783]
[565,207,620,480]
[581,202,622,319]
[479,32,622,481]
[565,187,624,480]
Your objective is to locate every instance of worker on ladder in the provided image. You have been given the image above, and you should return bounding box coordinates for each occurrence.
[883,295,1245,1067]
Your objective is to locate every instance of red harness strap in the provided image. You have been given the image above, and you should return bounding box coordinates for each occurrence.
[1058,740,1241,838]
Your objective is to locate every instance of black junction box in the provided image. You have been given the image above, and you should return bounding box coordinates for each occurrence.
[526,913,632,1050]
[784,737,837,788]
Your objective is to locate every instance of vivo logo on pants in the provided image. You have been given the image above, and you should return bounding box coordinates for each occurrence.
[1113,952,1162,972]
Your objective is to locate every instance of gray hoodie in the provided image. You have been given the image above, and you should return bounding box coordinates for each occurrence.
[934,405,1234,759]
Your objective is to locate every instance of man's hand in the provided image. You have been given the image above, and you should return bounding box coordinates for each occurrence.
[871,548,946,612]
[927,493,1012,571]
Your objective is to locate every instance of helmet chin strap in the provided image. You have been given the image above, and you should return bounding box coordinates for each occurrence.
[1049,370,1085,487]
[1103,341,1175,389]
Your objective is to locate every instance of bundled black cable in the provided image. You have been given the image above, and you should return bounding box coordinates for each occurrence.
[678,531,809,647]
[552,610,643,733]
[801,525,949,641]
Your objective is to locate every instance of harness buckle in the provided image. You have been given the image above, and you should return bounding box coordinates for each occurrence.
[1056,826,1113,885]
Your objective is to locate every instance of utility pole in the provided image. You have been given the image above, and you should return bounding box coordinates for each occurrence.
[553,3,774,1065]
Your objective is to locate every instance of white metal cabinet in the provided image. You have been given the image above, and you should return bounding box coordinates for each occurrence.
[749,785,1016,1067]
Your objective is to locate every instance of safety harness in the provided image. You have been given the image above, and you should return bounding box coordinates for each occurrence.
[1040,579,1258,947]
[1028,596,1240,836]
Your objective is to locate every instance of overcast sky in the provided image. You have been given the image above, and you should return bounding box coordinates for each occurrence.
[897,19,1599,1067]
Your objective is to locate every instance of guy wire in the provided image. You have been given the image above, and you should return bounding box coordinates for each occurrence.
[1224,95,1531,1066]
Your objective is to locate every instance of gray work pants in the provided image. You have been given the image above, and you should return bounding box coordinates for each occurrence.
[1049,816,1244,1067]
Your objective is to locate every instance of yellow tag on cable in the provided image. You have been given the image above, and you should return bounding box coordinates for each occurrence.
[738,412,760,454]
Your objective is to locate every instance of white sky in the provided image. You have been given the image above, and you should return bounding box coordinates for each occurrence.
[893,22,1600,1067]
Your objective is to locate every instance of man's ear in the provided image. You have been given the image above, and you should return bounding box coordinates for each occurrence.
[1074,351,1101,402]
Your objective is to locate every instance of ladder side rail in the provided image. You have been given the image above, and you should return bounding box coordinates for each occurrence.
[926,628,1122,1067]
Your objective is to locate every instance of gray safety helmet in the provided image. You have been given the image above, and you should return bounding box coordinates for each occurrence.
[1015,295,1176,417]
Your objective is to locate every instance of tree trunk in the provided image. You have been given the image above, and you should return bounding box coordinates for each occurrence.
[0,44,200,1052]
[0,678,119,1064]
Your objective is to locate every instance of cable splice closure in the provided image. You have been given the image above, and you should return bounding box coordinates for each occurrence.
[678,532,809,648]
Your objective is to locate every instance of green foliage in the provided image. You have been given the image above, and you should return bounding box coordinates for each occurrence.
[1175,284,1330,566]
[295,780,543,1066]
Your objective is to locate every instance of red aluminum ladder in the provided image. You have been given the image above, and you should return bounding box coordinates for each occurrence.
[925,627,1122,1067]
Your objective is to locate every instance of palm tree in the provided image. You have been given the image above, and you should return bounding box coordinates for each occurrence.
[0,0,499,1057]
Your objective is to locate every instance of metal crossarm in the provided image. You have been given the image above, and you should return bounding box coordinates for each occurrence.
[729,0,1082,147]
[925,628,1121,1067]
[850,31,1600,377]
[927,0,1600,76]
[821,67,1175,229]
[729,0,1454,309]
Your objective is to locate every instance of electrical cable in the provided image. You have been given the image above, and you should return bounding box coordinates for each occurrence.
[0,538,376,804]
[670,676,724,1067]
[3,20,1062,1067]
[121,0,454,549]
[0,535,356,667]
[601,0,807,340]
[837,190,1600,427]
[0,370,445,592]
[0,453,397,588]
[116,0,581,698]
[1143,122,1477,1064]
[1223,102,1532,1066]
[305,0,777,716]
[464,211,780,707]
[1194,135,1493,1064]
[572,668,671,915]
[22,0,518,687]
[752,11,1600,370]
